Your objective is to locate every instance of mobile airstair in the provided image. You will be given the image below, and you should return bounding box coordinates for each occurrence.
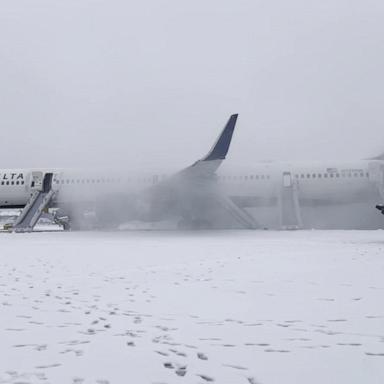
[218,195,258,229]
[278,172,302,230]
[12,173,57,233]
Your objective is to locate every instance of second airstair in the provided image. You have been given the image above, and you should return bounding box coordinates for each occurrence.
[278,172,302,230]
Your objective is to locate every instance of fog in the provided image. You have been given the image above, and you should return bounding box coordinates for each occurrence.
[1,0,384,170]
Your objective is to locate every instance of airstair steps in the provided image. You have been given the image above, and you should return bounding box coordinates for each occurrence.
[218,195,258,229]
[12,173,56,233]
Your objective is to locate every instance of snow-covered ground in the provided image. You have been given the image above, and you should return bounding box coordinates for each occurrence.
[0,230,383,384]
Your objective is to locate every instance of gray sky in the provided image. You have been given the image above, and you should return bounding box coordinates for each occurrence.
[1,0,384,169]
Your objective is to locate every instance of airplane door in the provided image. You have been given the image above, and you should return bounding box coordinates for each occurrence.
[282,172,292,187]
[30,171,44,191]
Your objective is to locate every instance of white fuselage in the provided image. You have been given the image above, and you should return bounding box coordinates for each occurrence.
[1,159,383,229]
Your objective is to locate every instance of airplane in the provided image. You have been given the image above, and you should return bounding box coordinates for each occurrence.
[1,114,256,231]
[1,114,384,231]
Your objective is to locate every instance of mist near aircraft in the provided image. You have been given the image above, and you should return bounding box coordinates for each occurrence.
[1,0,384,171]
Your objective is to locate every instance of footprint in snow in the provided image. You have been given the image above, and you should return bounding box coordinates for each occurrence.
[264,348,290,353]
[222,364,248,370]
[175,366,187,377]
[35,363,61,369]
[169,348,187,357]
[365,352,384,356]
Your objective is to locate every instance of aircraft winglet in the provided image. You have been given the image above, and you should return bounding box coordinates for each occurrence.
[201,114,238,162]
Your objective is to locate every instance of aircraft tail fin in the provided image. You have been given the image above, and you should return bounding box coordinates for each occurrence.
[177,114,239,177]
[201,114,238,162]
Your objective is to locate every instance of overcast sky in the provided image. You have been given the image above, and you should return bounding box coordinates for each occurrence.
[1,0,384,169]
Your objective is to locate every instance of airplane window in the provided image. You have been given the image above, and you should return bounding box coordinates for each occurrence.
[16,181,19,185]
[300,174,304,178]
[245,176,248,180]
[1,181,3,185]
[306,174,311,178]
[318,174,322,178]
[250,175,254,180]
[10,181,14,185]
[6,181,9,185]
[366,172,369,177]
[267,175,270,179]
[312,174,316,178]
[336,173,340,178]
[324,174,328,178]
[353,173,358,177]
[21,181,24,185]
[360,172,364,177]
[330,174,334,178]
[261,175,265,179]
[255,175,259,180]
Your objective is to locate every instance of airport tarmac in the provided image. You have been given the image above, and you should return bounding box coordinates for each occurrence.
[0,230,383,384]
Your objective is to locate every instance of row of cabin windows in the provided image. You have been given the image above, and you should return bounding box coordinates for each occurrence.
[1,180,25,186]
[56,178,122,185]
[55,177,161,185]
[0,172,370,187]
[295,172,368,179]
[218,175,271,181]
[218,172,369,181]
